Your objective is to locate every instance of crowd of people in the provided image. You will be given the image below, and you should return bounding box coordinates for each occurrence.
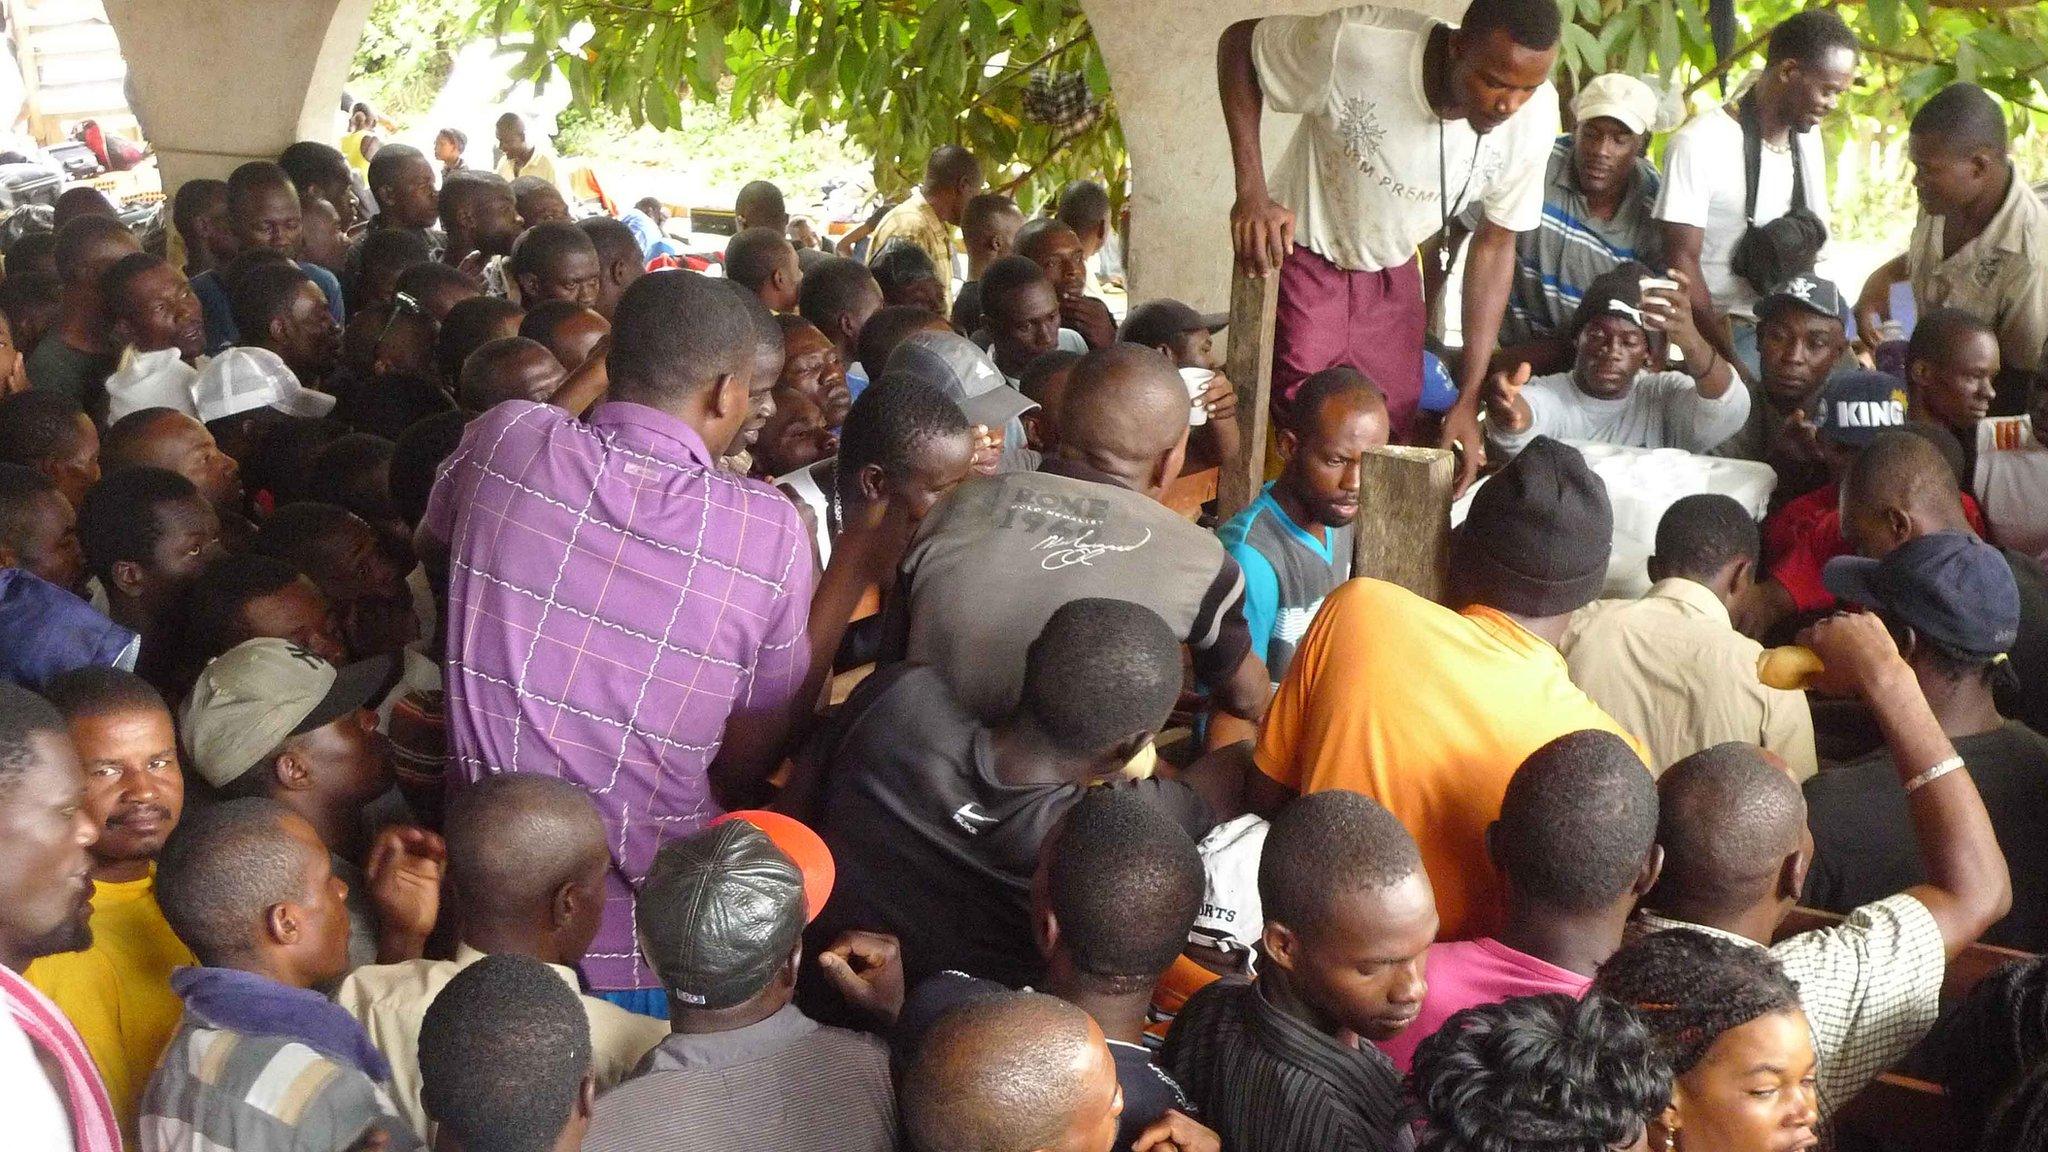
[1,1,2048,1151]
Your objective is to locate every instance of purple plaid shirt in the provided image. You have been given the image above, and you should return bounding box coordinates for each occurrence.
[424,400,814,991]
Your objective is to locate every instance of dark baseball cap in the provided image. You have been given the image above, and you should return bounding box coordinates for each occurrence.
[1452,436,1613,617]
[1570,260,1656,335]
[883,330,1037,427]
[1119,299,1228,350]
[1756,274,1847,325]
[1811,370,1908,449]
[637,821,806,1010]
[1823,531,2020,659]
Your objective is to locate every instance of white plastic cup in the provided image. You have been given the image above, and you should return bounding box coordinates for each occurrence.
[1180,367,1213,426]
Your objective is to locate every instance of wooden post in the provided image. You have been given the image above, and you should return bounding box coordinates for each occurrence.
[1352,445,1456,603]
[1218,268,1278,520]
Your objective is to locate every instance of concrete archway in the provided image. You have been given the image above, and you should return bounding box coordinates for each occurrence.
[104,0,373,187]
[1079,0,1461,311]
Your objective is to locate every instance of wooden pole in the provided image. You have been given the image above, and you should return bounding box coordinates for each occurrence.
[1218,268,1278,520]
[1352,445,1456,603]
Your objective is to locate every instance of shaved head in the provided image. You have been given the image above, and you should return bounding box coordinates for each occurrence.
[445,774,608,923]
[903,992,1103,1152]
[1843,429,1967,527]
[1057,344,1190,471]
[1649,743,1806,917]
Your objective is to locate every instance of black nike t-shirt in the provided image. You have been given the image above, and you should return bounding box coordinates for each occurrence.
[804,663,1212,992]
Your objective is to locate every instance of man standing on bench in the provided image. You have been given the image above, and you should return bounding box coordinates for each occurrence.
[1218,0,1561,488]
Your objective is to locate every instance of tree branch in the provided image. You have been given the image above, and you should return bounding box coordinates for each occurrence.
[964,32,1090,113]
[995,114,1100,195]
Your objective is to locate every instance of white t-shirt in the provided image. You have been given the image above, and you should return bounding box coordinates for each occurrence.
[1655,105,1831,319]
[1488,368,1752,456]
[1977,415,2048,565]
[1252,4,1559,273]
[0,1007,73,1151]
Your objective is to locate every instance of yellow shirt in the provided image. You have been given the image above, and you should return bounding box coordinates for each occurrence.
[25,870,196,1148]
[1561,578,1817,779]
[1255,578,1649,941]
[496,147,561,190]
[868,187,957,306]
[334,944,668,1140]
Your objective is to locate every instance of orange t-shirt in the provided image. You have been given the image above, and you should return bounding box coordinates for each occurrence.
[1255,578,1649,941]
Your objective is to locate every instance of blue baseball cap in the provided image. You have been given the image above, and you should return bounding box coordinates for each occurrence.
[1823,531,2020,659]
[1419,350,1459,414]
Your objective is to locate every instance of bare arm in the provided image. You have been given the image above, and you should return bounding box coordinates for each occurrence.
[1854,253,1910,348]
[711,500,912,809]
[1218,19,1294,276]
[1438,220,1520,493]
[1801,612,2011,958]
[1660,222,1741,373]
[1644,270,1735,400]
[1210,648,1273,724]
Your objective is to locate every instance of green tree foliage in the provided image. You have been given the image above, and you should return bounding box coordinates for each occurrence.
[353,0,489,117]
[478,0,1119,210]
[476,0,2046,212]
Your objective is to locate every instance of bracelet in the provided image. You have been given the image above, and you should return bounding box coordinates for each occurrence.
[1903,756,1965,794]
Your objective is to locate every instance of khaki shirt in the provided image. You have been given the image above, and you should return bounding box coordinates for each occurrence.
[334,944,667,1140]
[1561,577,1817,778]
[867,187,956,305]
[1909,163,2048,374]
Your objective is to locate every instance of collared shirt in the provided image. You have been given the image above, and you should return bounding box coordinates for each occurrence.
[1217,481,1353,684]
[868,187,957,305]
[334,944,668,1139]
[25,871,196,1145]
[1909,163,2048,374]
[583,1004,894,1152]
[1163,979,1412,1152]
[883,457,1252,723]
[1562,577,1816,778]
[1495,137,1663,346]
[1256,578,1648,941]
[1632,895,1946,1121]
[423,399,814,991]
[495,147,561,189]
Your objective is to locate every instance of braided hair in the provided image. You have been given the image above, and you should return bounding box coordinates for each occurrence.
[1410,993,1672,1152]
[1589,929,1802,1074]
[1978,1057,2048,1152]
[1923,956,2048,1143]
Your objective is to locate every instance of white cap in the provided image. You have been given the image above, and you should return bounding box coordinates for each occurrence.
[105,346,200,424]
[193,346,336,423]
[1190,814,1268,955]
[1572,73,1662,135]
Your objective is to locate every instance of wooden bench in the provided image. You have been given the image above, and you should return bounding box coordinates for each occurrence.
[1774,906,2036,1152]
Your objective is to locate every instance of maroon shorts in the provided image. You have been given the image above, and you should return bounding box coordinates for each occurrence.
[1272,246,1425,439]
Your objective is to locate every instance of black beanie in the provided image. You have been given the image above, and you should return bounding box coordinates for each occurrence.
[1452,436,1612,617]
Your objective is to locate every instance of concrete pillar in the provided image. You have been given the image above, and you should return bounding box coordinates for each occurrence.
[1081,0,1463,313]
[103,0,373,188]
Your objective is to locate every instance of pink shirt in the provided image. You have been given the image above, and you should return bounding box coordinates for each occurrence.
[1376,937,1592,1072]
